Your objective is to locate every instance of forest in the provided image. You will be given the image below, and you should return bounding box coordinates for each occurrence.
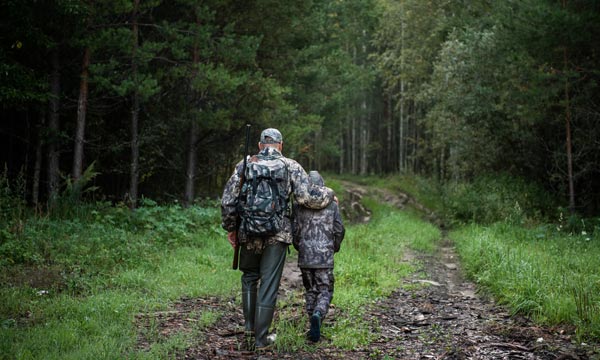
[2,1,600,358]
[2,0,600,215]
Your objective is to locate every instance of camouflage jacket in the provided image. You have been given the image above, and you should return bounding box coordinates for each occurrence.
[221,147,334,253]
[292,201,345,269]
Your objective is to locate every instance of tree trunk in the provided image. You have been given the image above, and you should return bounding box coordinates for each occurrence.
[183,15,203,208]
[351,44,358,175]
[47,47,61,204]
[563,46,575,213]
[184,119,198,207]
[560,0,575,213]
[399,3,406,173]
[413,102,419,173]
[360,99,368,175]
[385,92,392,172]
[351,115,357,174]
[339,117,344,174]
[72,47,91,181]
[399,81,405,173]
[129,0,140,209]
[440,147,445,181]
[23,111,31,201]
[130,94,140,209]
[32,110,45,206]
[315,128,321,170]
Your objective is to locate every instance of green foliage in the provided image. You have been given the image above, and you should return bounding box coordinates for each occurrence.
[371,0,600,213]
[3,0,600,216]
[319,175,345,203]
[47,163,100,219]
[0,201,237,359]
[554,210,600,238]
[4,172,599,358]
[326,173,445,218]
[453,221,600,339]
[0,199,220,274]
[0,1,53,106]
[0,61,48,105]
[0,166,26,226]
[440,174,556,225]
[0,167,27,259]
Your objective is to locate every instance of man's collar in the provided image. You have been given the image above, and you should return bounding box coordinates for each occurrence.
[259,146,283,157]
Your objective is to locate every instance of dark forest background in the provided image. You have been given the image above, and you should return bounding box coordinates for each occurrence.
[2,0,600,215]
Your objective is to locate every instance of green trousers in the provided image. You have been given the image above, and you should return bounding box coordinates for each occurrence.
[239,241,287,347]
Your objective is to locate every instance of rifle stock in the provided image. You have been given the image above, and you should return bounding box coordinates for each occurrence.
[232,124,251,270]
[232,235,240,270]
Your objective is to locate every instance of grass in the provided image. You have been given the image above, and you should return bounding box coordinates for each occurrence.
[326,172,444,212]
[452,222,600,339]
[3,172,598,358]
[0,204,239,360]
[274,194,441,351]
[0,244,239,359]
[1,188,441,358]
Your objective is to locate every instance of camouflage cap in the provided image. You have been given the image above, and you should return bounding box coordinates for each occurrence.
[308,170,325,186]
[260,128,283,144]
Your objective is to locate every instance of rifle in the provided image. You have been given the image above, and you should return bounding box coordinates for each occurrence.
[233,124,251,270]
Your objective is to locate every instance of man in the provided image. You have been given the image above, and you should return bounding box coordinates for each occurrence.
[221,128,335,349]
[292,171,345,342]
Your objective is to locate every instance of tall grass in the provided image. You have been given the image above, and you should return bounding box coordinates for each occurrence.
[439,174,557,225]
[0,203,238,359]
[453,222,600,339]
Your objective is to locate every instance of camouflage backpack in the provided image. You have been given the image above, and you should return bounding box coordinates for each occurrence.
[238,156,289,236]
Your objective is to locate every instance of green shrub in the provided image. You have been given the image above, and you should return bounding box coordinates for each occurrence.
[0,168,28,265]
[441,174,555,225]
[0,167,26,222]
[555,210,600,237]
[0,200,219,272]
[47,163,100,220]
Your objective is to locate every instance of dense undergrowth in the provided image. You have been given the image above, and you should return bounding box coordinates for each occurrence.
[0,198,239,359]
[1,176,240,359]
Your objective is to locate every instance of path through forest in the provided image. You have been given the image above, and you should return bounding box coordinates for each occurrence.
[135,183,599,359]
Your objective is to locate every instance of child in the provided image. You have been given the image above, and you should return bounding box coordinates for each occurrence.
[292,171,345,342]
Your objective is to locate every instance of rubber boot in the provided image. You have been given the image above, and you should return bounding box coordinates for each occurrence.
[242,290,257,350]
[242,291,256,333]
[309,310,322,342]
[255,305,275,350]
